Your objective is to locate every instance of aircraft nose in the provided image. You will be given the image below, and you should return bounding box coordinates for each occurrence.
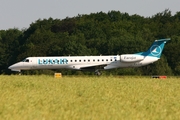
[8,65,12,69]
[8,64,15,70]
[8,63,21,72]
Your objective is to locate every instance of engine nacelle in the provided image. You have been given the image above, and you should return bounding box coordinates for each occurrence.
[120,54,144,62]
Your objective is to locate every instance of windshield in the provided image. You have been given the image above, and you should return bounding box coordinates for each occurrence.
[22,59,29,62]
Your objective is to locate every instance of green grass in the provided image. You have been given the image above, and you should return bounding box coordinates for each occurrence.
[0,75,180,120]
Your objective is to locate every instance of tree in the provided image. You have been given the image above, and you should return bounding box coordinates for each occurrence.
[0,29,22,74]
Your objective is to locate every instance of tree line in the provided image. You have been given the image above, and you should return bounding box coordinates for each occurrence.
[0,9,180,75]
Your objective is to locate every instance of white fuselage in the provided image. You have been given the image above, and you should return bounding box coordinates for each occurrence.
[8,55,159,72]
[8,38,170,73]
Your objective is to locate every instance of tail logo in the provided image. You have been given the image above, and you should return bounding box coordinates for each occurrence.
[150,45,162,56]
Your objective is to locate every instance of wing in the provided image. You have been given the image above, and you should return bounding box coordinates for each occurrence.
[67,64,107,70]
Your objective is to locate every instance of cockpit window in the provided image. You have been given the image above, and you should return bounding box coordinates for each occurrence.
[23,59,29,62]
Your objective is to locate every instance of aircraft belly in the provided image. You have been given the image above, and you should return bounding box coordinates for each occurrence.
[36,64,69,69]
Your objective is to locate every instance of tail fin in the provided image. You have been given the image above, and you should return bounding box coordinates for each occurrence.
[141,38,170,58]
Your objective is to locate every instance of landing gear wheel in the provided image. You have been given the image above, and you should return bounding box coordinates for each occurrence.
[95,70,101,76]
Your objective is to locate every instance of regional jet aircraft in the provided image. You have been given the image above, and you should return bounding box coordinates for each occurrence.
[8,38,170,75]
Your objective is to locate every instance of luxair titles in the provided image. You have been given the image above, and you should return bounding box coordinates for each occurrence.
[38,58,68,65]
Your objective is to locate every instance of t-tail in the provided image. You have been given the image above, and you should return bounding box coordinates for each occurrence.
[137,38,171,58]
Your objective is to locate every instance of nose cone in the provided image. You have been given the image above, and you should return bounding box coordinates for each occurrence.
[8,63,22,72]
[8,65,13,69]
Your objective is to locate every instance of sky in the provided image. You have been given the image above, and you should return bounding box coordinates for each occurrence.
[0,0,180,30]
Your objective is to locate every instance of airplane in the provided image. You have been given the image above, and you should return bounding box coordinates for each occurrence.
[8,38,170,75]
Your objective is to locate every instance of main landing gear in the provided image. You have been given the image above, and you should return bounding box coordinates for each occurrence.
[95,69,101,76]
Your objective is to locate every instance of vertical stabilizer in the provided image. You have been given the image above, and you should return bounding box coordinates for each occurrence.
[141,38,170,58]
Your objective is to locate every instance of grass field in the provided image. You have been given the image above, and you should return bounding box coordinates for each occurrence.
[0,75,180,120]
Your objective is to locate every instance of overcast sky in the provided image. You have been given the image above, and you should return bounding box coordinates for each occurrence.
[0,0,180,30]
